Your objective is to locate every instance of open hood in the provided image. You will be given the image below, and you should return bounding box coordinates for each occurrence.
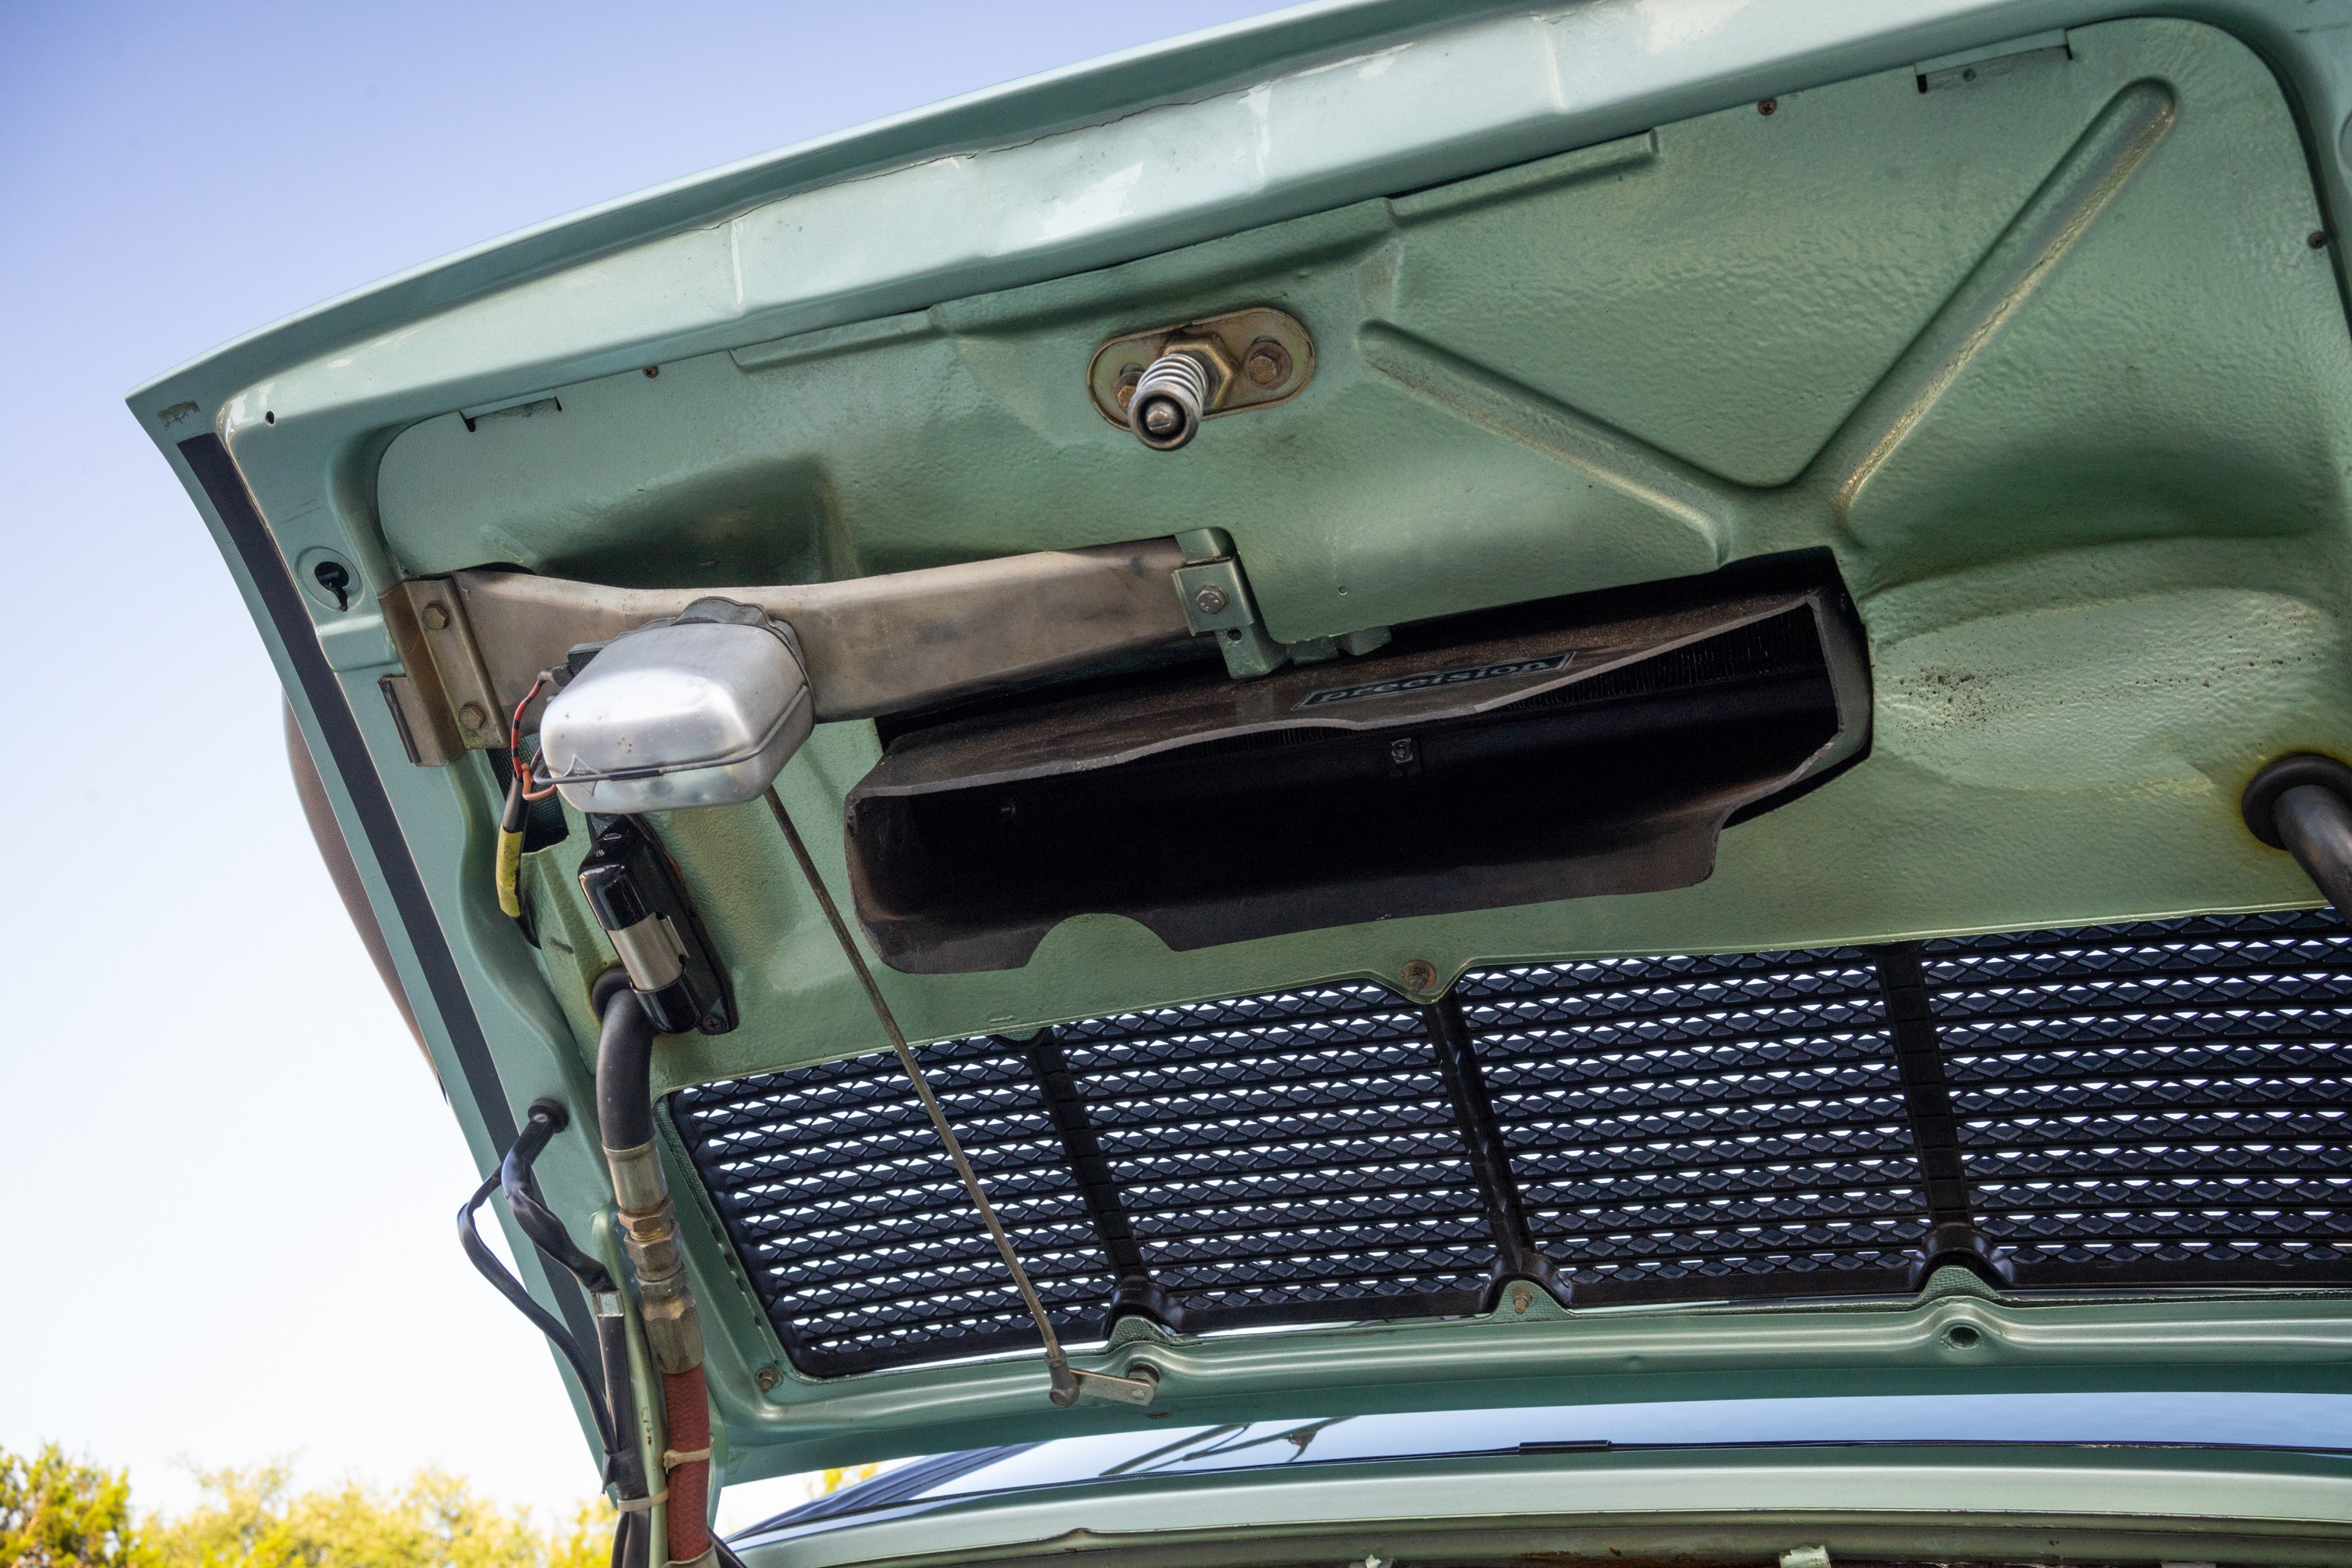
[137,1,2352,1561]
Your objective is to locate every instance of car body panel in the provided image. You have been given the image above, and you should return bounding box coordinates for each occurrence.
[132,0,2352,1542]
[731,1445,2352,1568]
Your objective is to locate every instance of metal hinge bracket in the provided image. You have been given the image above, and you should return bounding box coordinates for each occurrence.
[1170,528,1392,679]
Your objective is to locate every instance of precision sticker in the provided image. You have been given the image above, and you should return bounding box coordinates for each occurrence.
[1296,652,1573,710]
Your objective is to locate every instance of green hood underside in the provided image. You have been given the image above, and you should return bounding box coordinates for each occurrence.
[133,0,2352,1554]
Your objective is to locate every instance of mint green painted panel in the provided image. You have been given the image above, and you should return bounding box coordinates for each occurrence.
[1840,20,2350,582]
[1385,53,2105,488]
[376,196,1729,641]
[372,20,2352,1092]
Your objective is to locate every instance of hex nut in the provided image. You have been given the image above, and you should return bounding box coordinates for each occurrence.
[1193,585,1231,615]
[1243,338,1291,387]
[458,702,489,731]
[421,601,452,630]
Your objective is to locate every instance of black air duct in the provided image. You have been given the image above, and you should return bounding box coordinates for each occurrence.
[846,554,1871,974]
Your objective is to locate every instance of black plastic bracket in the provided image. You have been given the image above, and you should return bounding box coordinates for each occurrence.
[1011,1029,1185,1335]
[1425,993,1566,1305]
[1871,943,2012,1290]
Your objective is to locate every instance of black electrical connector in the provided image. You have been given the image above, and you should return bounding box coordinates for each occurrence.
[576,815,735,1036]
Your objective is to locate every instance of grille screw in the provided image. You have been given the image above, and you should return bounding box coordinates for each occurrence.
[1510,1287,1533,1315]
[1401,959,1438,993]
[1193,585,1230,615]
[755,1362,781,1391]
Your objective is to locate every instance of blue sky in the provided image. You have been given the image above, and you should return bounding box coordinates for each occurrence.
[0,0,1289,1523]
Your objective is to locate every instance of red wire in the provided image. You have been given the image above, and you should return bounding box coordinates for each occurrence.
[519,755,564,801]
[507,673,546,767]
[508,673,564,801]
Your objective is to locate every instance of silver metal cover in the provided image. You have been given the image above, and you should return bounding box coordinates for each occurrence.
[540,605,813,814]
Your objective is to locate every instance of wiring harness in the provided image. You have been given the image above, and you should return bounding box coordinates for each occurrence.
[458,1100,660,1568]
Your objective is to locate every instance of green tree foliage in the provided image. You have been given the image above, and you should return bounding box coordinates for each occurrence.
[0,1447,615,1568]
[0,1445,140,1568]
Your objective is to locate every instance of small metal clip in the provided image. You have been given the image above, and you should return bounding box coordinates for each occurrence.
[1050,1363,1160,1408]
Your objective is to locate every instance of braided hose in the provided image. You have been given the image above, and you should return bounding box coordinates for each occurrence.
[661,1367,713,1565]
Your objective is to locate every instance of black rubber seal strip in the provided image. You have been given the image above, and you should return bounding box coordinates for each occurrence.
[1871,942,1975,1228]
[1014,1027,1181,1331]
[178,433,604,1403]
[1425,993,1555,1293]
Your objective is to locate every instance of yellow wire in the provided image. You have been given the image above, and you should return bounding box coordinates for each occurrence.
[495,828,525,918]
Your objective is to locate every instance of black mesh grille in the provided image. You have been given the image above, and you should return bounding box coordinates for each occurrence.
[1927,910,2352,1283]
[670,1039,1109,1373]
[670,911,2352,1377]
[1056,985,1493,1324]
[1458,950,1928,1301]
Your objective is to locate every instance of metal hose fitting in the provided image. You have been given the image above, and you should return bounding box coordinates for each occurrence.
[1129,350,1216,451]
[594,984,706,1374]
[593,975,715,1566]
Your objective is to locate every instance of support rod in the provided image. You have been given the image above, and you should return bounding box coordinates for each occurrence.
[762,788,1155,1407]
[1015,1029,1175,1330]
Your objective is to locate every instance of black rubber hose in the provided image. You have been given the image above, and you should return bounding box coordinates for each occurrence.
[596,983,658,1152]
[498,1100,646,1502]
[590,1314,647,1500]
[2276,783,2352,913]
[503,1104,618,1293]
[589,974,663,1560]
[2242,755,2352,912]
[456,1168,619,1457]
